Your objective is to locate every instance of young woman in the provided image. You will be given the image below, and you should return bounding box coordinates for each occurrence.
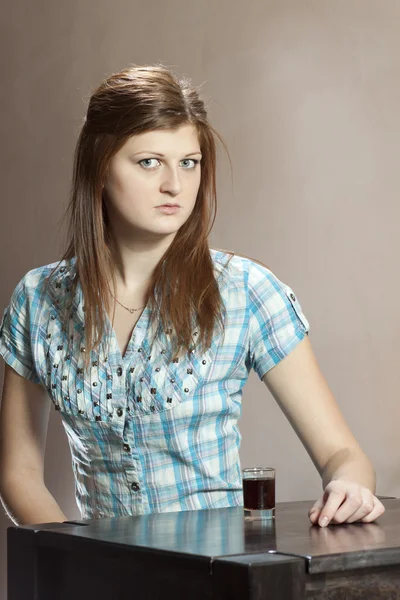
[0,65,384,526]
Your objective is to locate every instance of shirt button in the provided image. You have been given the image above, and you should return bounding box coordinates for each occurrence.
[116,366,123,376]
[131,482,140,492]
[116,407,124,417]
[123,444,131,452]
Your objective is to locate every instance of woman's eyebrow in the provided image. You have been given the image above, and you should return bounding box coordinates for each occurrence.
[132,151,202,157]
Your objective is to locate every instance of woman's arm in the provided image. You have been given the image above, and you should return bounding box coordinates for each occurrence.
[0,363,67,525]
[262,335,385,527]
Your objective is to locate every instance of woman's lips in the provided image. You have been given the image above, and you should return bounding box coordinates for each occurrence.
[156,205,180,214]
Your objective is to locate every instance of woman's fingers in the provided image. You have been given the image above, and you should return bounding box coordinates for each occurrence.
[343,489,378,523]
[308,497,324,524]
[332,488,372,524]
[360,497,385,523]
[316,487,345,527]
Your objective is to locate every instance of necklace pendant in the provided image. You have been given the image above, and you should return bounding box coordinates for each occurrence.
[129,308,135,314]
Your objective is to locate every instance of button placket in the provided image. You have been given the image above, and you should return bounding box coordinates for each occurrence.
[47,314,72,413]
[105,367,114,416]
[67,311,76,354]
[75,351,87,415]
[114,363,126,420]
[121,434,136,473]
[125,468,143,507]
[125,364,137,414]
[51,351,64,411]
[74,321,91,414]
[59,319,74,416]
[127,336,151,413]
[90,357,102,420]
[45,312,58,390]
[65,343,76,414]
[59,358,72,416]
[64,330,80,415]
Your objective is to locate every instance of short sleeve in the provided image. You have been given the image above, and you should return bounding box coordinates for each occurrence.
[0,277,41,383]
[247,262,310,380]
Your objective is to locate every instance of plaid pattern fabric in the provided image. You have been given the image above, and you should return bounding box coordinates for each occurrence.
[0,249,309,519]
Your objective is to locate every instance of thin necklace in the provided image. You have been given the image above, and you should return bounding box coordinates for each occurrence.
[109,290,146,314]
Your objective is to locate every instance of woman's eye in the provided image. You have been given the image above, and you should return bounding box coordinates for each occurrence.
[180,159,199,169]
[138,158,160,169]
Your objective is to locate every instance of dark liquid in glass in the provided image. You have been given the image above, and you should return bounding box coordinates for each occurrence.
[243,477,275,510]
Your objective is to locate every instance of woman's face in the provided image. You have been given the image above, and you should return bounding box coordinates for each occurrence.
[104,123,202,242]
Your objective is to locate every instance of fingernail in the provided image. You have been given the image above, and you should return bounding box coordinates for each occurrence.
[319,516,329,527]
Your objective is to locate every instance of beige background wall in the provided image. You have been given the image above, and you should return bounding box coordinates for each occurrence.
[1,1,400,597]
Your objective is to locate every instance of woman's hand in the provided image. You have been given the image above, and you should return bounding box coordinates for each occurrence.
[309,480,385,527]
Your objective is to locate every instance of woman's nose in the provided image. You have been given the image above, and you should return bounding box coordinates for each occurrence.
[159,167,182,195]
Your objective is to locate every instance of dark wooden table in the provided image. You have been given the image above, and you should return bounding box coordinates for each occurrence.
[8,499,400,599]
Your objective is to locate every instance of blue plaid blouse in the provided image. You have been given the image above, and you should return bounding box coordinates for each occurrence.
[0,249,309,519]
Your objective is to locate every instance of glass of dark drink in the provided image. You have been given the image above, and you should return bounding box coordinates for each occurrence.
[242,467,275,520]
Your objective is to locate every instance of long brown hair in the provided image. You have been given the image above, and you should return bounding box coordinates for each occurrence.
[55,64,235,369]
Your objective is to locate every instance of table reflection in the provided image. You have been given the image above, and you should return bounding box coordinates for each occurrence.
[79,506,279,556]
[308,522,387,555]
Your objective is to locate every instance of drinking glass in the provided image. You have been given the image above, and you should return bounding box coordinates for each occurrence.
[242,467,275,520]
